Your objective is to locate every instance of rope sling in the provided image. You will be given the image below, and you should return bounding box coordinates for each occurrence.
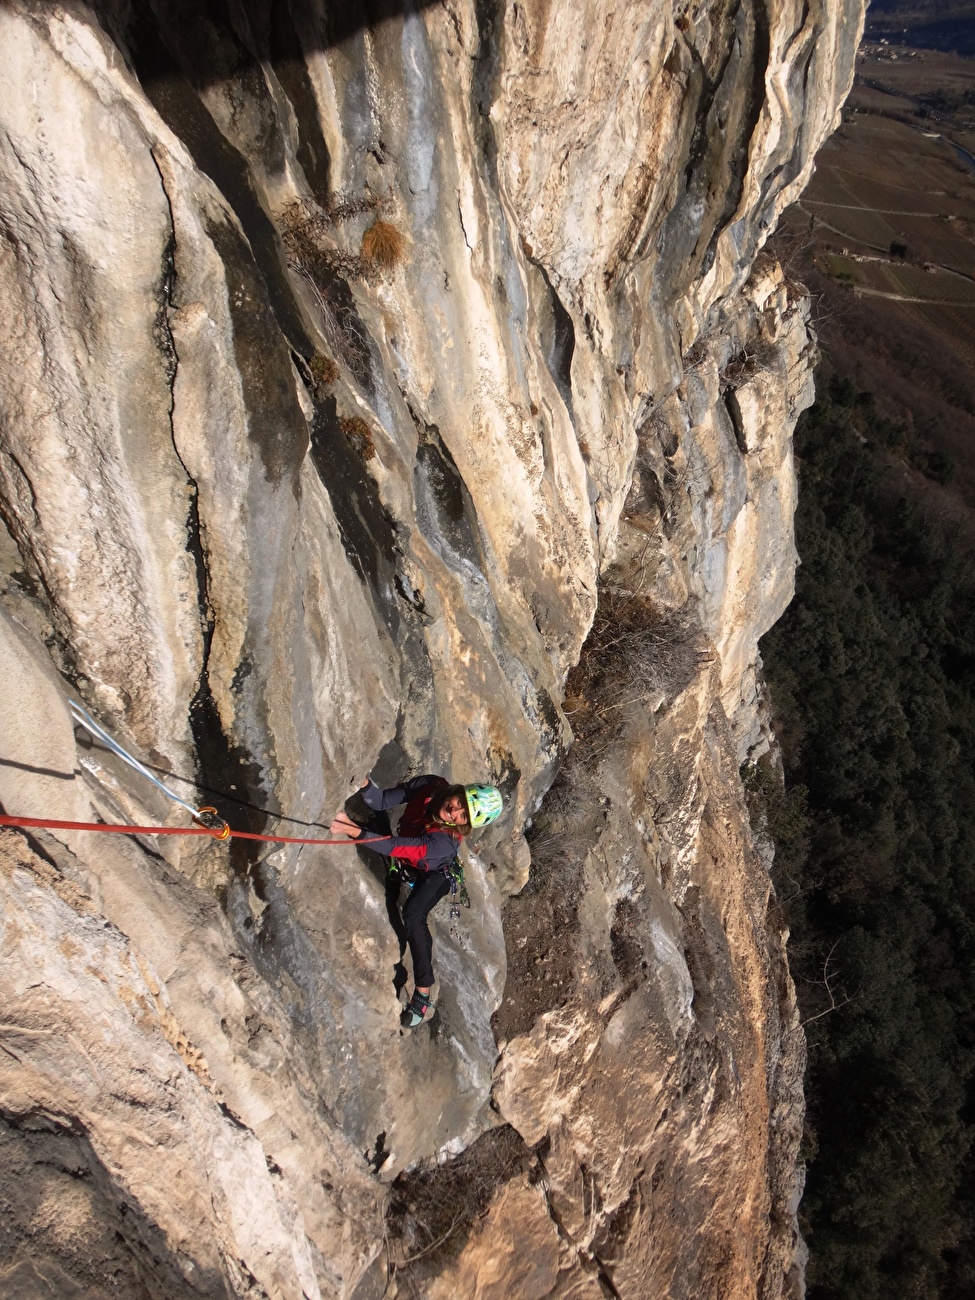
[0,813,390,847]
[0,702,387,848]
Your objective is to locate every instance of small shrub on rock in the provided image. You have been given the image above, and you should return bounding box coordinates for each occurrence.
[309,353,338,395]
[281,199,364,282]
[338,415,375,461]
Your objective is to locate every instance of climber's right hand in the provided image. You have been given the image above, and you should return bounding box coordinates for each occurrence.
[329,811,363,839]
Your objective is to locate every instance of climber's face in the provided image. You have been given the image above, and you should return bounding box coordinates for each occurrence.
[439,794,469,827]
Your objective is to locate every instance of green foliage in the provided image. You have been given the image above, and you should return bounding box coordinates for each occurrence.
[741,757,810,889]
[760,376,975,1299]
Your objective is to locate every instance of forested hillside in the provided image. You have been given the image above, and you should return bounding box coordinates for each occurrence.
[757,377,975,1298]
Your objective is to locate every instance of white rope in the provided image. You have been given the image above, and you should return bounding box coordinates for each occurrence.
[69,701,204,821]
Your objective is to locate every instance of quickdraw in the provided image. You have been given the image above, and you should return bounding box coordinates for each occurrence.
[446,857,471,919]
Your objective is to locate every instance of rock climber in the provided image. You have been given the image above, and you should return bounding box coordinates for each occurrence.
[329,776,503,1027]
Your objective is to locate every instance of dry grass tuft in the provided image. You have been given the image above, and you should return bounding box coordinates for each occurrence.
[338,414,376,461]
[360,219,406,272]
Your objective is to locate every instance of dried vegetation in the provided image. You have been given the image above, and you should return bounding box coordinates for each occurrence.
[281,198,405,282]
[281,197,404,379]
[563,586,706,756]
[308,353,338,395]
[718,336,781,392]
[384,1127,537,1291]
[338,414,376,461]
[280,198,365,281]
[360,218,406,271]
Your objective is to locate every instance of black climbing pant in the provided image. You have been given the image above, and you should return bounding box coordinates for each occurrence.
[401,871,451,988]
[343,790,451,990]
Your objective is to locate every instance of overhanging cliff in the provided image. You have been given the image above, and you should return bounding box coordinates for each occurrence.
[0,2,862,1296]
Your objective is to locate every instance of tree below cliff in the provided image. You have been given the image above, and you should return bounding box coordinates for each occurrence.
[759,375,975,1299]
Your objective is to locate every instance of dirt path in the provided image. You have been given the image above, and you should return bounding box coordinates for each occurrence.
[805,201,943,215]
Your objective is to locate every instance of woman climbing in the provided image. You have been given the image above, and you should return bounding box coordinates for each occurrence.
[329,776,503,1027]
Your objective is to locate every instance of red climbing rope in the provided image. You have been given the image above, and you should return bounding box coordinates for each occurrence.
[0,813,386,847]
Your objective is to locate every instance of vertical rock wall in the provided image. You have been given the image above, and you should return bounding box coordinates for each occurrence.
[0,1,862,1296]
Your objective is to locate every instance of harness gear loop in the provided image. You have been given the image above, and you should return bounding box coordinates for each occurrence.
[445,856,470,913]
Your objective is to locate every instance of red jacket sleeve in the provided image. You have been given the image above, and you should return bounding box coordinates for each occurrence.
[361,829,459,872]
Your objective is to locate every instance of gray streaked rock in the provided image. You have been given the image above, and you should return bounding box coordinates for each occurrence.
[0,0,862,1294]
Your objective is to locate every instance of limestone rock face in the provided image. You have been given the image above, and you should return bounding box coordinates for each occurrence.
[0,1,861,1296]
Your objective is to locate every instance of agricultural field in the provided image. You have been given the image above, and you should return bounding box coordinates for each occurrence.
[902,300,975,366]
[798,65,975,302]
[774,39,975,511]
[850,258,975,300]
[811,203,901,252]
[855,38,975,150]
[878,212,975,267]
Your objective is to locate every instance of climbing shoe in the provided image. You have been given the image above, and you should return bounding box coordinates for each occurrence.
[401,990,434,1029]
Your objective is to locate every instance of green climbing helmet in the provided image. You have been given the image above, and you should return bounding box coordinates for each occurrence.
[464,784,503,828]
